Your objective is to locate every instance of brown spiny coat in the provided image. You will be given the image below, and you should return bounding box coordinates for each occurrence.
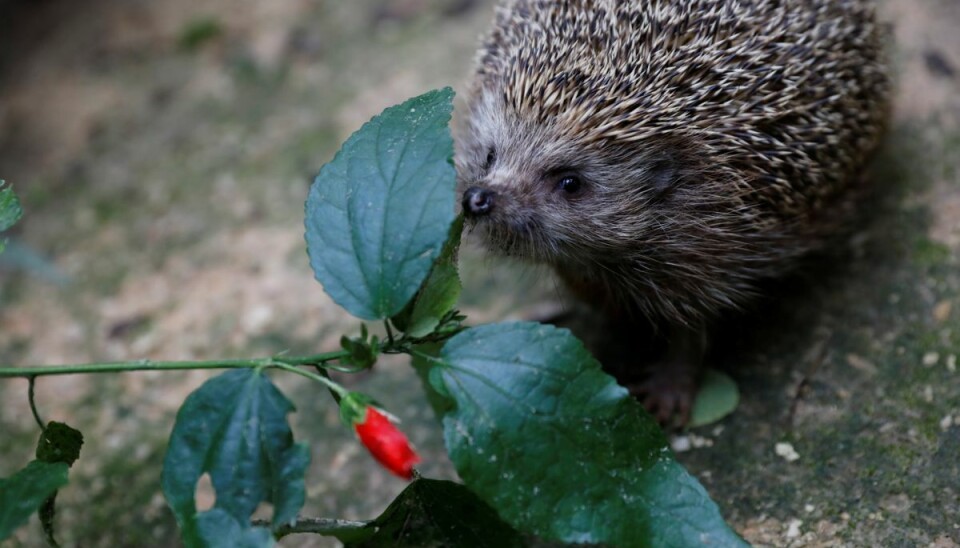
[456,0,890,325]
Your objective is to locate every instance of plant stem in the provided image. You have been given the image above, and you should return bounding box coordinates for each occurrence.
[384,320,396,345]
[314,367,343,404]
[409,348,444,365]
[271,362,347,397]
[28,376,45,430]
[0,351,350,379]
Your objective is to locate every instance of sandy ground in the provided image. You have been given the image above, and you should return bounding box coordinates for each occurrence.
[0,0,958,546]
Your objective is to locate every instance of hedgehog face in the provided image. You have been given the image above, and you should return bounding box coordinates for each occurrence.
[455,90,682,265]
[456,92,590,261]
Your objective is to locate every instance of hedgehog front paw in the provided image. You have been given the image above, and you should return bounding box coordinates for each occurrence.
[629,324,706,428]
[629,369,698,428]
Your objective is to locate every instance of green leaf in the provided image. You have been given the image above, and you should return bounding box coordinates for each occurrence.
[0,181,21,233]
[410,343,455,419]
[34,421,83,546]
[340,334,379,370]
[161,369,310,546]
[0,460,69,541]
[349,479,524,547]
[392,216,463,337]
[38,492,59,548]
[689,369,740,428]
[0,180,22,255]
[196,509,274,548]
[305,88,457,320]
[432,322,746,547]
[36,421,84,466]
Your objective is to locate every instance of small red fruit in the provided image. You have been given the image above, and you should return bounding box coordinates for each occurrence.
[354,407,421,480]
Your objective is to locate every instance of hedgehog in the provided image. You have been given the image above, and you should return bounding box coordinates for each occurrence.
[454,0,890,424]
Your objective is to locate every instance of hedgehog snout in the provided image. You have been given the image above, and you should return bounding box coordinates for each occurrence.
[462,186,495,217]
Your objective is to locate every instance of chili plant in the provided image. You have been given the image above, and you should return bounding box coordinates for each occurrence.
[0,90,746,547]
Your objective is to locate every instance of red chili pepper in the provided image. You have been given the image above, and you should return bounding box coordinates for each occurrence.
[354,407,421,480]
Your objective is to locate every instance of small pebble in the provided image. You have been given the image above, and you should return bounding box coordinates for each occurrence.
[947,355,957,373]
[671,435,692,453]
[933,300,953,323]
[804,504,815,513]
[785,518,803,539]
[923,352,940,367]
[775,442,800,462]
[670,434,713,452]
[689,434,714,448]
[941,415,954,431]
[846,353,877,374]
[924,385,934,403]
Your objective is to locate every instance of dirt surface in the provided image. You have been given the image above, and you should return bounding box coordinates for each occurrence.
[0,0,958,546]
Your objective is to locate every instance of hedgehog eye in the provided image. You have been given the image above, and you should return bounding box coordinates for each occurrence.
[483,148,496,172]
[556,175,582,195]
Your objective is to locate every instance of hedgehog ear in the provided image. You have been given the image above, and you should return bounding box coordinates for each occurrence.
[647,157,679,200]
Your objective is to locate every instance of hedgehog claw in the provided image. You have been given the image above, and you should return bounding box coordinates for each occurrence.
[629,325,705,428]
[632,372,696,429]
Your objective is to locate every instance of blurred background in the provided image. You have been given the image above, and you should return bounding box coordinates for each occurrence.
[1,0,958,546]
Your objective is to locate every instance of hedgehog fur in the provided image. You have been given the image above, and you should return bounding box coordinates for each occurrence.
[456,0,890,329]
